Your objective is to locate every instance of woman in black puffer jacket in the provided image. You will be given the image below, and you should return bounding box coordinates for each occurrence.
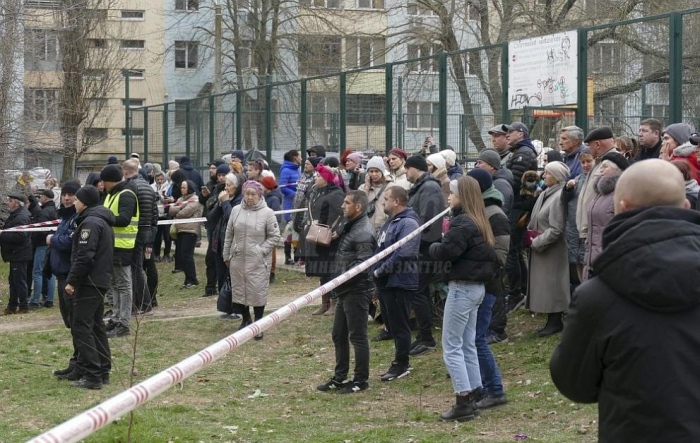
[429,175,498,423]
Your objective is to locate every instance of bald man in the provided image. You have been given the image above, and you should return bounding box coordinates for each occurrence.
[550,159,700,442]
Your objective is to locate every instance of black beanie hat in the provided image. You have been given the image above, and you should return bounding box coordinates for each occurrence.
[308,157,322,168]
[216,164,231,175]
[75,185,100,207]
[61,179,81,195]
[601,151,630,171]
[467,168,494,193]
[100,164,123,183]
[405,155,428,172]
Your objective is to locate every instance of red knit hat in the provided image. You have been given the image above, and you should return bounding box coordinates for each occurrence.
[316,164,337,185]
[389,148,407,161]
[260,175,277,191]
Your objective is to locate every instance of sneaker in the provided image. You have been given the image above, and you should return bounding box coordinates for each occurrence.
[254,332,264,341]
[56,370,83,381]
[476,394,508,409]
[316,377,349,392]
[202,290,217,298]
[409,342,436,356]
[380,363,411,382]
[284,259,295,265]
[53,362,76,377]
[371,329,393,342]
[337,380,368,394]
[172,269,183,274]
[71,377,102,390]
[28,303,41,310]
[505,294,525,314]
[106,327,130,338]
[487,331,509,344]
[219,313,242,320]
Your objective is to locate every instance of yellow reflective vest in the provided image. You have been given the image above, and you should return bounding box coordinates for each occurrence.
[104,188,139,249]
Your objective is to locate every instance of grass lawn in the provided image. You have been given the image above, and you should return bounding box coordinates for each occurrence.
[0,256,598,442]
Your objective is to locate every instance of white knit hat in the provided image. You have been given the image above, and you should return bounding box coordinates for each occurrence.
[427,153,446,171]
[440,149,457,167]
[365,156,386,174]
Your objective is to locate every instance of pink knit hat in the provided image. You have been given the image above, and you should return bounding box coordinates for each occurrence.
[316,164,337,185]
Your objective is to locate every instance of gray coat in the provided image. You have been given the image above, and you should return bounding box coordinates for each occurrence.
[493,168,514,217]
[582,175,618,281]
[562,173,587,264]
[222,198,281,307]
[526,182,569,313]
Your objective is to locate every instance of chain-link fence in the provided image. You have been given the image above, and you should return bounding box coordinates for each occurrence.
[128,9,699,166]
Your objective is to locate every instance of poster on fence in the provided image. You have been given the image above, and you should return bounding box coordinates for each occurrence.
[508,31,578,110]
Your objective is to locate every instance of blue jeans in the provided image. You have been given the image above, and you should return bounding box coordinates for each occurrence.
[476,293,505,397]
[442,281,484,394]
[30,246,55,305]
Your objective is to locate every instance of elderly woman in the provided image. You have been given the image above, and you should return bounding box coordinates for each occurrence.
[525,161,569,337]
[168,180,203,289]
[222,180,281,339]
[305,163,345,316]
[583,152,629,281]
[358,156,393,232]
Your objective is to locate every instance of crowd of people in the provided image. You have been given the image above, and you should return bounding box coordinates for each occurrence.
[2,117,699,438]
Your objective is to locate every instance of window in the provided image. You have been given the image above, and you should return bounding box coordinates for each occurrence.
[175,100,188,126]
[120,10,144,20]
[308,94,339,129]
[24,88,60,123]
[347,94,385,125]
[84,69,107,80]
[25,0,60,9]
[84,127,108,139]
[85,9,108,20]
[175,0,199,11]
[346,37,385,69]
[407,43,442,72]
[88,38,107,49]
[174,41,198,69]
[122,99,145,108]
[407,101,438,130]
[122,128,144,138]
[121,40,145,50]
[123,69,145,79]
[300,0,341,8]
[644,104,669,125]
[298,36,342,76]
[591,41,622,74]
[357,0,384,8]
[407,0,436,16]
[25,29,60,68]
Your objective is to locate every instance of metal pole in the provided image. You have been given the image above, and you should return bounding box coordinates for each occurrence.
[669,12,683,123]
[300,79,307,162]
[576,28,589,133]
[185,101,191,157]
[265,75,273,160]
[501,43,510,124]
[397,77,403,149]
[339,72,346,153]
[209,96,215,163]
[163,103,169,164]
[385,63,393,154]
[143,108,149,162]
[124,70,130,157]
[214,3,222,96]
[438,53,447,151]
[236,91,242,150]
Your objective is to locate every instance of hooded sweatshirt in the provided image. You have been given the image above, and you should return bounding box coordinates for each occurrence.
[551,206,700,442]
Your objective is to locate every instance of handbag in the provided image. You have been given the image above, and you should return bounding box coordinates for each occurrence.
[169,224,178,239]
[217,278,233,314]
[305,202,341,246]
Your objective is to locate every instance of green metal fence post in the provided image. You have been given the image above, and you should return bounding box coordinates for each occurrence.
[339,72,346,154]
[385,63,393,154]
[669,12,683,123]
[236,91,242,150]
[438,52,447,150]
[301,79,307,161]
[265,75,273,160]
[397,77,403,150]
[501,43,510,124]
[143,108,148,161]
[576,28,589,133]
[209,95,215,163]
[163,103,169,164]
[124,70,130,157]
[185,100,191,157]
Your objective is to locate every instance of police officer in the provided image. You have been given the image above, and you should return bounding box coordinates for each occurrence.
[1,192,32,315]
[64,185,114,389]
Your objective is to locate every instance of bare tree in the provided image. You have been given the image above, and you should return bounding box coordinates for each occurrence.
[0,0,23,171]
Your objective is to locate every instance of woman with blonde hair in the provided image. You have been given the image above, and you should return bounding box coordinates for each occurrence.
[429,176,498,422]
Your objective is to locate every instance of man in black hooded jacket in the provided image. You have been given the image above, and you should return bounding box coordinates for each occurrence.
[550,159,700,442]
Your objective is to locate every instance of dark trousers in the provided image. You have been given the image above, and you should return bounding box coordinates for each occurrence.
[8,261,28,309]
[131,241,151,311]
[505,223,528,296]
[214,251,228,292]
[331,290,371,383]
[71,286,111,381]
[204,241,217,294]
[56,274,72,329]
[153,223,171,258]
[235,303,265,322]
[378,287,413,366]
[489,292,507,334]
[412,250,435,344]
[176,233,198,285]
[143,252,158,307]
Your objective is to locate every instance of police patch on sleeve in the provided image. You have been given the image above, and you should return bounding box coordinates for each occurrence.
[79,229,90,244]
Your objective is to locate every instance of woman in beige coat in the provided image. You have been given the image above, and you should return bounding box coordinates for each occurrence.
[169,180,203,289]
[525,161,569,337]
[222,180,281,339]
[358,156,394,232]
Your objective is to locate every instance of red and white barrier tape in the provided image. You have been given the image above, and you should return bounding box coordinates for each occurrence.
[28,207,449,443]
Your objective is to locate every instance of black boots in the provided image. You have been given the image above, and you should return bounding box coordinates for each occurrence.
[537,312,564,337]
[440,392,480,422]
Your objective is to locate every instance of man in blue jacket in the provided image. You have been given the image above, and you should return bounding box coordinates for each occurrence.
[279,150,301,264]
[371,186,421,381]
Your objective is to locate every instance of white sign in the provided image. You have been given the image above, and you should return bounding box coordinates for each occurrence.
[508,31,578,110]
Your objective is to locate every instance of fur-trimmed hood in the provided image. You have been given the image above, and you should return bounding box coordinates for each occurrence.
[673,142,697,158]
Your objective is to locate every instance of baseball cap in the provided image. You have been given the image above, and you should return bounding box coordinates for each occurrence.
[502,122,529,137]
[488,125,507,135]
